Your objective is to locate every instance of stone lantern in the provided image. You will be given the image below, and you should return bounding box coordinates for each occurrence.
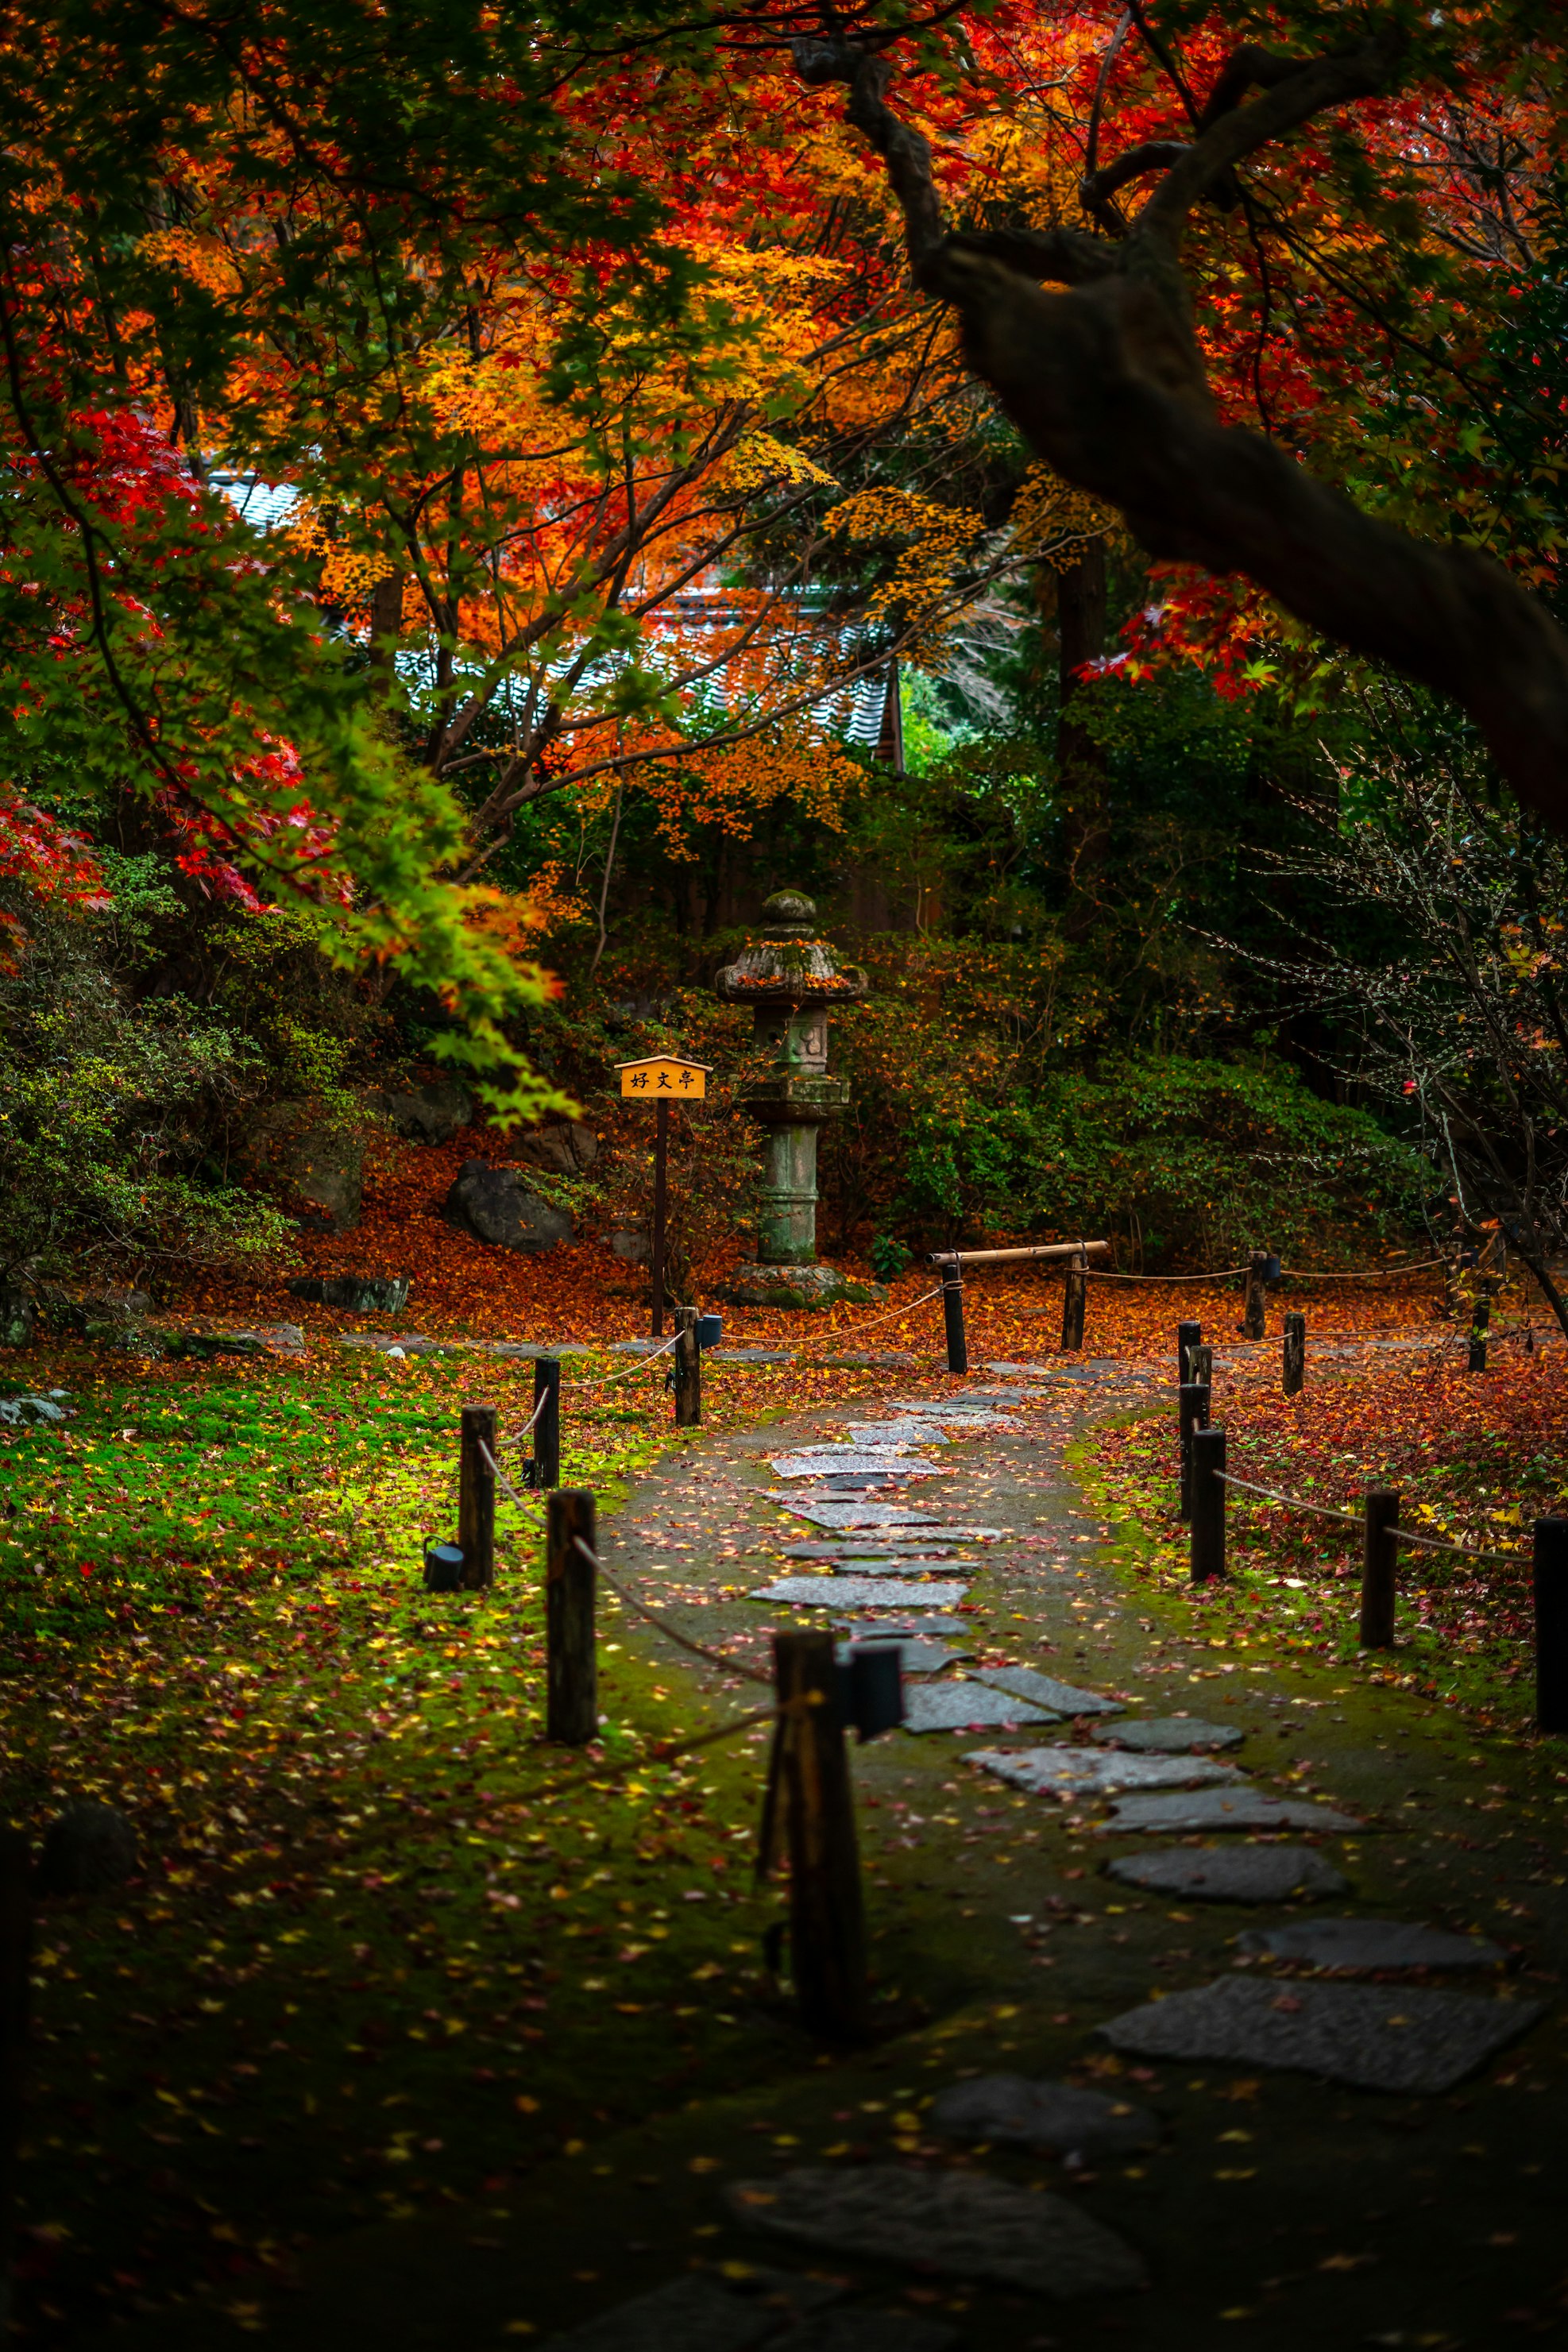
[716,890,878,1309]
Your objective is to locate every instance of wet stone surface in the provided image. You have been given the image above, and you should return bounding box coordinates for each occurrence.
[1091,1715,1245,1752]
[728,2165,1147,2298]
[901,1681,1059,1733]
[1099,1976,1547,2093]
[970,1746,1239,1799]
[1106,1844,1350,1902]
[975,1665,1126,1717]
[539,2269,841,2352]
[1100,1786,1364,1834]
[1237,1917,1509,1972]
[751,1576,971,1610]
[929,2074,1159,2157]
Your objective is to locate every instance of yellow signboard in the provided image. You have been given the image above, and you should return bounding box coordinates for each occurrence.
[616,1055,711,1103]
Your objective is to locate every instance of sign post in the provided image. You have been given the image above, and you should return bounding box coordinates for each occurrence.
[616,1056,712,1337]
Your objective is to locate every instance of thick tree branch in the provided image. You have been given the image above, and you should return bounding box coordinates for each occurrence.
[795,32,1568,836]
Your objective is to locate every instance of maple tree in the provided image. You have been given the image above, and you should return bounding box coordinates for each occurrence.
[788,2,1568,830]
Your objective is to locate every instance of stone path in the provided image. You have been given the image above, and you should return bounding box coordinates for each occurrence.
[92,1344,1568,2351]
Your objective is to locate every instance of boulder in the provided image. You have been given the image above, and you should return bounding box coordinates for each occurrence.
[726,1261,888,1311]
[36,1802,138,1897]
[514,1121,598,1176]
[444,1161,574,1253]
[373,1078,474,1145]
[288,1275,411,1314]
[246,1103,363,1232]
[609,1231,650,1265]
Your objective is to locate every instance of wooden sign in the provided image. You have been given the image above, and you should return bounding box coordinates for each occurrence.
[616,1055,711,1103]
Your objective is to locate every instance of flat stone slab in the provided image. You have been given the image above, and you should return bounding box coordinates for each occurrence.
[902,1682,1059,1733]
[342,1331,447,1354]
[770,1459,950,1482]
[1107,1847,1349,1902]
[1092,1717,1244,1753]
[1238,1918,1509,1972]
[782,1541,975,1559]
[1100,1786,1364,1834]
[970,1747,1239,1800]
[728,2165,1146,2298]
[711,1349,795,1365]
[845,1422,952,1445]
[976,1666,1126,1717]
[839,1637,970,1674]
[753,1578,971,1610]
[929,2076,1158,2158]
[541,2268,840,2351]
[1099,1977,1546,2094]
[773,2315,957,2352]
[834,1616,970,1639]
[779,1504,1002,1534]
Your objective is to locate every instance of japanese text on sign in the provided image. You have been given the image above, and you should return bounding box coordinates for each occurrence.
[616,1056,709,1102]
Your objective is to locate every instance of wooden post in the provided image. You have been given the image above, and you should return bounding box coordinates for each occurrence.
[546,1490,597,1743]
[458,1404,497,1589]
[1359,1489,1400,1648]
[1060,1246,1087,1352]
[532,1356,561,1489]
[0,1829,29,2341]
[940,1257,967,1376]
[1534,1516,1568,1734]
[1192,1342,1214,1385]
[1283,1311,1306,1396]
[651,1097,670,1339]
[1178,1380,1211,1523]
[674,1304,701,1427]
[1243,1249,1269,1340]
[771,1629,868,2041]
[1190,1424,1226,1583]
[1468,1286,1490,1373]
[1178,1319,1201,1386]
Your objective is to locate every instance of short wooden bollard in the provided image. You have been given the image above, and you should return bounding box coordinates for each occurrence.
[1243,1249,1269,1340]
[1178,1380,1211,1523]
[533,1355,561,1489]
[1359,1489,1400,1648]
[1060,1246,1087,1353]
[1178,1319,1201,1386]
[1534,1516,1568,1734]
[674,1305,701,1427]
[940,1257,968,1377]
[458,1404,497,1589]
[1469,1289,1490,1373]
[1192,1342,1214,1385]
[546,1490,597,1743]
[1283,1312,1306,1396]
[770,1629,868,2041]
[1190,1423,1226,1582]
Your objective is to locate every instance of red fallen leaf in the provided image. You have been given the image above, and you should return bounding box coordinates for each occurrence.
[1271,1994,1304,2014]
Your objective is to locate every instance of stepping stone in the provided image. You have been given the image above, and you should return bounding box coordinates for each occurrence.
[929,2076,1158,2158]
[846,1422,952,1445]
[768,1449,934,1474]
[753,1578,970,1610]
[976,1666,1126,1717]
[838,1637,969,1674]
[1092,1717,1243,1753]
[780,1504,1003,1535]
[1099,1787,1363,1834]
[728,2165,1146,2297]
[1107,1847,1349,1903]
[902,1682,1060,1733]
[970,1748,1238,1799]
[809,1558,950,1580]
[782,1541,973,1559]
[834,1616,970,1640]
[539,2267,840,2351]
[1099,1977,1546,2095]
[774,2315,957,2352]
[711,1349,795,1365]
[1237,1918,1509,1972]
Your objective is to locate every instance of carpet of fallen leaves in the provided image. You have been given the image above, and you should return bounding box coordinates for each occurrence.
[1085,1278,1567,1728]
[0,1128,1547,2337]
